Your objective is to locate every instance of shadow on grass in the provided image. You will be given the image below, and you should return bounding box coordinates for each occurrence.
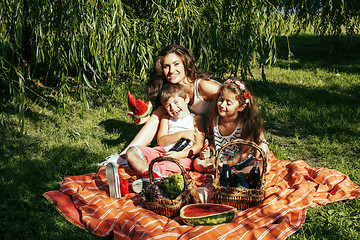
[276,34,360,74]
[99,118,144,147]
[0,134,103,239]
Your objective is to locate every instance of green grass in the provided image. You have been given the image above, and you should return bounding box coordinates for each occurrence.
[1,34,359,239]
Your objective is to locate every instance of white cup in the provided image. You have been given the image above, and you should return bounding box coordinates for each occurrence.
[196,187,211,203]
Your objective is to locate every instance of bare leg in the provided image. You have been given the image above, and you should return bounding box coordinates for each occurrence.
[126,146,148,174]
[120,106,167,156]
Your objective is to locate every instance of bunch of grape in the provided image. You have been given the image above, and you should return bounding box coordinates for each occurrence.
[159,174,184,199]
[139,184,165,202]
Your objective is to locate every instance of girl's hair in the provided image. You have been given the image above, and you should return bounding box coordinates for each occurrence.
[211,79,265,144]
[159,84,188,104]
[148,44,209,106]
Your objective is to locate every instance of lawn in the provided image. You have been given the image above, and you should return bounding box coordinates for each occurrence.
[1,34,359,239]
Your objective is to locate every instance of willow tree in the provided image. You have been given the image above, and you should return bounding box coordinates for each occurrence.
[270,0,360,36]
[1,0,357,131]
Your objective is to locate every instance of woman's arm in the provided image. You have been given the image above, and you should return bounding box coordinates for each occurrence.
[198,79,221,102]
[157,129,195,147]
[119,106,167,156]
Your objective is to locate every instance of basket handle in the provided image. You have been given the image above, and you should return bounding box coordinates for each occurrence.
[214,139,268,180]
[148,156,190,191]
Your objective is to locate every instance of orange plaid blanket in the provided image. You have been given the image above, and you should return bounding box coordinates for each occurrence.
[43,152,359,239]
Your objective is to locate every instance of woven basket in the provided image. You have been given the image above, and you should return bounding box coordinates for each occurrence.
[212,139,268,210]
[144,156,193,218]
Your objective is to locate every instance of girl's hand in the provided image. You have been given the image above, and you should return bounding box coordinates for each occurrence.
[128,112,150,125]
[199,148,211,160]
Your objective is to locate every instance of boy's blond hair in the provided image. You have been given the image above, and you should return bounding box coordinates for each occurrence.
[159,84,188,104]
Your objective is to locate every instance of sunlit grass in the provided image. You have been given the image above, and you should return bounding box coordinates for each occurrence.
[1,34,359,239]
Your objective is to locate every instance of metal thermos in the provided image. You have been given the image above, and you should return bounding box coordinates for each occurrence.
[170,138,191,151]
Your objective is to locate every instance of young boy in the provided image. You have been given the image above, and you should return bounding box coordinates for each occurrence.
[125,84,205,177]
[106,84,204,198]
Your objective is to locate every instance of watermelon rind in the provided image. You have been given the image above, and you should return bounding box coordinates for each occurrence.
[133,102,152,118]
[180,203,237,226]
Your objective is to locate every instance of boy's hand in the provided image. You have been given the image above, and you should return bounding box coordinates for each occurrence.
[163,150,185,159]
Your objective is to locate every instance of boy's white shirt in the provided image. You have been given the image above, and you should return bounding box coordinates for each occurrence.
[162,113,196,151]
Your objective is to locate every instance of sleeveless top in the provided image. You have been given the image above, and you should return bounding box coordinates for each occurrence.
[213,116,242,159]
[163,113,196,151]
[188,79,211,118]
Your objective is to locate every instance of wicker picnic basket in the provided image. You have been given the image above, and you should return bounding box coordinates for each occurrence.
[212,139,268,210]
[143,156,193,218]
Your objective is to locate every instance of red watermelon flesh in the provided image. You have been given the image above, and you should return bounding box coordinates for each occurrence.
[182,204,235,217]
[127,91,153,118]
[180,203,237,226]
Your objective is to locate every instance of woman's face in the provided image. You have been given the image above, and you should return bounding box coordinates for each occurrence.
[162,53,186,84]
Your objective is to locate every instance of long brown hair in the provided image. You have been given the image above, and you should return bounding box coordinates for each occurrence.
[210,79,265,144]
[148,44,208,107]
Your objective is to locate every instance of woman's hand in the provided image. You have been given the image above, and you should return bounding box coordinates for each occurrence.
[128,112,150,125]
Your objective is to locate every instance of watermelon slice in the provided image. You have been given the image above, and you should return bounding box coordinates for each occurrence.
[127,91,153,118]
[180,203,236,226]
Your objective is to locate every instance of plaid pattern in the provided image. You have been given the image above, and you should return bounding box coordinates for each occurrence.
[45,152,360,240]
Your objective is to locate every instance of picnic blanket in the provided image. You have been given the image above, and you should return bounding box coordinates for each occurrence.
[43,152,360,239]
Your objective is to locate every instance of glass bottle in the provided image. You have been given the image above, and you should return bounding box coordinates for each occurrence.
[234,173,250,188]
[248,158,261,189]
[220,156,231,187]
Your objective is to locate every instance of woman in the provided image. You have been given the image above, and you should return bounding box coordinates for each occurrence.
[119,44,221,157]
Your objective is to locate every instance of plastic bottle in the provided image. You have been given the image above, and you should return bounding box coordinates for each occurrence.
[220,156,231,187]
[170,138,191,151]
[248,158,261,189]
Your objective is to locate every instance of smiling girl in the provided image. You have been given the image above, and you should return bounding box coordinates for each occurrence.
[194,79,270,174]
